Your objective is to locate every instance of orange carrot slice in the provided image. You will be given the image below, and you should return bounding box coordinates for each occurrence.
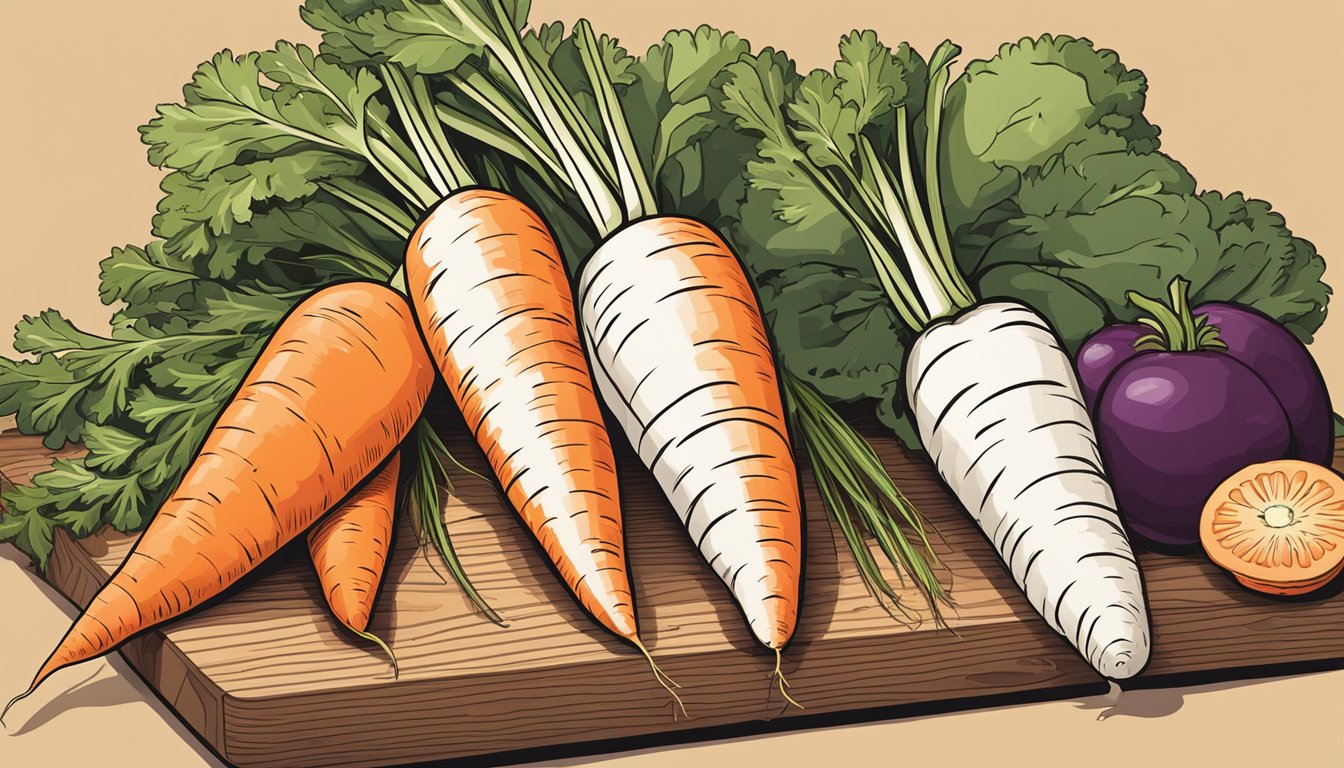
[1201,459,1344,595]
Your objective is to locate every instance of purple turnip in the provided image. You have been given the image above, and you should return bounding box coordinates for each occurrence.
[1097,353,1292,547]
[1080,277,1327,549]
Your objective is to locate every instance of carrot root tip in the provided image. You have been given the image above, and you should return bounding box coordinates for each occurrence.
[632,636,688,720]
[353,629,399,680]
[1,684,37,727]
[772,648,805,711]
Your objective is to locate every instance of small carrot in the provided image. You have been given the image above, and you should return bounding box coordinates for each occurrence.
[307,451,401,675]
[3,281,433,719]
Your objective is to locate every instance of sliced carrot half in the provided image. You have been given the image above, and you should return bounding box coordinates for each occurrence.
[1200,459,1344,595]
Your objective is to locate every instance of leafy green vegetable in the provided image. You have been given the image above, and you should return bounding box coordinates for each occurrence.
[619,26,756,222]
[0,311,266,567]
[957,150,1213,347]
[955,152,1332,349]
[718,34,949,442]
[940,34,1160,237]
[759,262,921,448]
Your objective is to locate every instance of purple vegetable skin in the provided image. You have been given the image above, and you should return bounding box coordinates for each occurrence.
[1097,353,1292,547]
[1076,324,1145,413]
[1196,303,1333,465]
[1078,277,1329,549]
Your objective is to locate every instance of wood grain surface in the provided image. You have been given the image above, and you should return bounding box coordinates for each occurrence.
[2,414,1342,768]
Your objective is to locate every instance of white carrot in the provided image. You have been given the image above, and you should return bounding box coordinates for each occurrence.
[577,216,804,653]
[724,37,1152,679]
[906,302,1148,677]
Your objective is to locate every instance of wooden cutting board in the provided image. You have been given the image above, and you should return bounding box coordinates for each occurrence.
[2,414,1342,768]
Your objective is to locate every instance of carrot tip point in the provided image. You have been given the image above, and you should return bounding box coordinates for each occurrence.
[2,686,36,726]
[353,629,399,679]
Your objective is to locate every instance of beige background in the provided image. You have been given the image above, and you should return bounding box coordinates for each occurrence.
[2,1,1341,767]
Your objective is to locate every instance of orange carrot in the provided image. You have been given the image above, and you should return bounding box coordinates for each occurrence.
[3,281,433,717]
[576,216,805,704]
[404,190,640,641]
[307,451,401,673]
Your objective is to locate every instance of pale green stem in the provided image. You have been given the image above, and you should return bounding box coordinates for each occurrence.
[410,73,475,189]
[782,147,929,328]
[382,63,457,196]
[891,111,965,321]
[449,0,622,234]
[860,135,952,325]
[367,136,440,209]
[574,19,657,220]
[444,70,566,181]
[318,180,414,238]
[921,45,976,309]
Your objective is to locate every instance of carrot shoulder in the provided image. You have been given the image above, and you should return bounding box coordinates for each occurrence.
[5,281,433,713]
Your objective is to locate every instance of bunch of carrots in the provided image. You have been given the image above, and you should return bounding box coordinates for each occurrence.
[4,0,953,720]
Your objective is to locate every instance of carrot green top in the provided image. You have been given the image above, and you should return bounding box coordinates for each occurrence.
[722,36,976,332]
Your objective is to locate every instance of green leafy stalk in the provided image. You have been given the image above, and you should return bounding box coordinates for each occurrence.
[573,19,656,220]
[852,42,975,326]
[439,69,566,180]
[382,63,461,196]
[405,419,504,624]
[919,42,973,308]
[318,179,415,238]
[450,0,624,233]
[891,99,974,312]
[784,372,950,623]
[721,56,930,330]
[382,62,479,198]
[856,133,948,324]
[721,40,978,334]
[410,74,477,190]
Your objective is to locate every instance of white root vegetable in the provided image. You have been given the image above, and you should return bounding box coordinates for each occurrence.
[577,217,804,651]
[906,301,1151,679]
